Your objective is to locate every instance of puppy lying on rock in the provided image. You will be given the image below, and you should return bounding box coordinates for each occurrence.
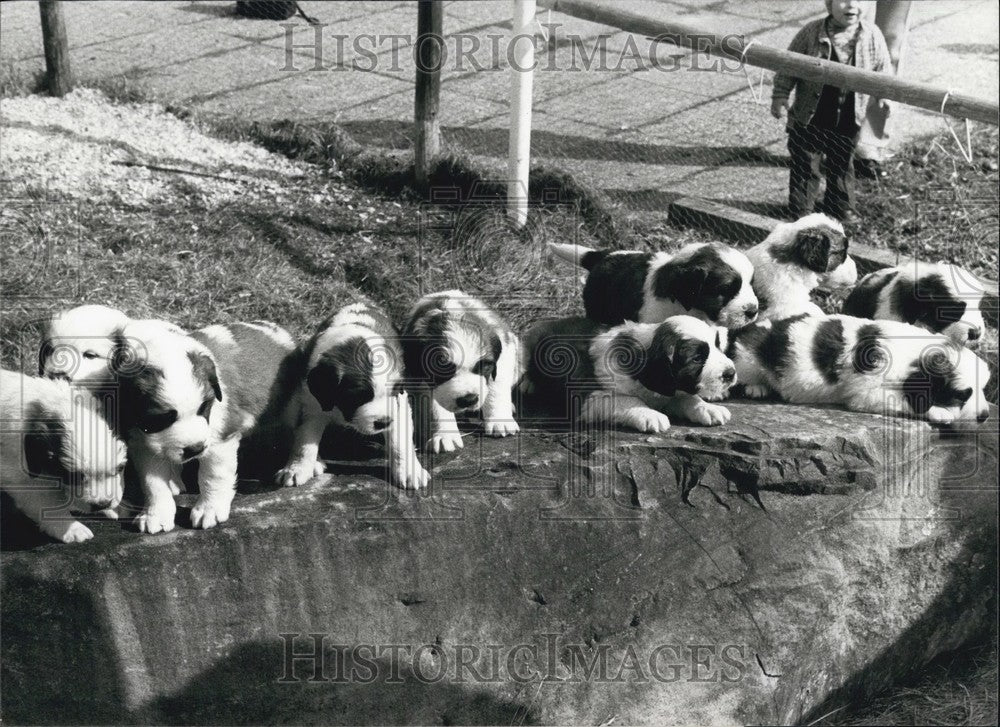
[547,241,759,329]
[727,313,991,424]
[843,261,987,349]
[521,315,737,433]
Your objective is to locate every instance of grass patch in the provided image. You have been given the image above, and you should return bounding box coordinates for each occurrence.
[814,631,998,726]
[854,124,999,281]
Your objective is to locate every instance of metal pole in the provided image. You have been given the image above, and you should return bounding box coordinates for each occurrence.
[507,0,536,228]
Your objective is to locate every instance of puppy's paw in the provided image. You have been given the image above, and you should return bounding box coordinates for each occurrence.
[97,507,119,520]
[168,481,182,496]
[55,520,94,544]
[190,497,232,529]
[134,500,176,535]
[926,406,955,425]
[689,402,731,427]
[742,384,772,400]
[484,418,520,437]
[393,459,430,491]
[428,431,464,453]
[275,459,325,487]
[630,409,671,434]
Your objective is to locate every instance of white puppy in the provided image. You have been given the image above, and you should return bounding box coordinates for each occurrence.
[842,261,987,348]
[40,304,186,380]
[39,304,129,380]
[746,213,858,319]
[547,241,758,329]
[521,315,737,433]
[402,290,520,453]
[105,319,300,533]
[276,303,428,490]
[728,313,991,424]
[1,370,127,543]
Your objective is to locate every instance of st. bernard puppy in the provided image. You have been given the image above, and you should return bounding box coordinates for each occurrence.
[746,213,858,319]
[107,319,301,533]
[402,290,520,453]
[727,313,991,424]
[1,370,127,543]
[842,261,987,348]
[521,315,737,433]
[276,303,428,490]
[547,241,758,328]
[40,304,186,380]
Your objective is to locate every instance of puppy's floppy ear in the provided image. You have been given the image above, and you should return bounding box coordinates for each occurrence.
[794,230,832,273]
[188,351,222,402]
[488,332,502,381]
[38,338,53,376]
[633,325,678,397]
[21,407,64,478]
[307,351,343,412]
[654,260,707,312]
[671,337,710,394]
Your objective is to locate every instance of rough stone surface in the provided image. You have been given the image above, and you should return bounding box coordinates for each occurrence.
[2,401,996,726]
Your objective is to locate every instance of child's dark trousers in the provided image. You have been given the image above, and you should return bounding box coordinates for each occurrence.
[786,86,861,220]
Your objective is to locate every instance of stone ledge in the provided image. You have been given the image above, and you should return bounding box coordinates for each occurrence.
[1,402,996,725]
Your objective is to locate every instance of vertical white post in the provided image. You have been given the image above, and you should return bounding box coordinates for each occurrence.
[507,0,536,228]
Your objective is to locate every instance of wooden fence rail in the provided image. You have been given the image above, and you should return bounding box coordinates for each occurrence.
[540,0,998,126]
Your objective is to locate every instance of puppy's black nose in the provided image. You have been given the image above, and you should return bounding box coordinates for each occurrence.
[182,443,206,460]
[372,417,391,432]
[968,327,981,341]
[722,367,736,383]
[978,410,989,423]
[456,393,479,409]
[744,303,758,319]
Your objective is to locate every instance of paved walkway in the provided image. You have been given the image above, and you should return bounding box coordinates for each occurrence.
[2,0,997,219]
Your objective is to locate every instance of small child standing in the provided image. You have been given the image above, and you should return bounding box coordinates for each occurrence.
[771,0,892,223]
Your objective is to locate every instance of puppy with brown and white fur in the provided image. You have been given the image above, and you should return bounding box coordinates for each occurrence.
[521,315,737,433]
[1,370,127,543]
[727,313,991,424]
[402,291,520,453]
[276,303,428,490]
[40,304,186,380]
[101,319,301,533]
[746,213,858,320]
[547,241,759,329]
[842,261,987,348]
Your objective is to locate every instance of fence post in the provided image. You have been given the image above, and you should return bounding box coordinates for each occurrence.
[507,0,536,229]
[39,0,73,97]
[414,0,443,191]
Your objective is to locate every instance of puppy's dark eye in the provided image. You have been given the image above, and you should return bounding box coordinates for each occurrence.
[139,409,177,434]
[116,461,127,474]
[471,358,495,377]
[715,331,721,349]
[83,351,101,360]
[197,399,213,419]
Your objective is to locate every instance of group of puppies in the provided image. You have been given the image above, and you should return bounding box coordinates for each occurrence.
[2,292,520,541]
[1,213,992,543]
[527,212,990,432]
